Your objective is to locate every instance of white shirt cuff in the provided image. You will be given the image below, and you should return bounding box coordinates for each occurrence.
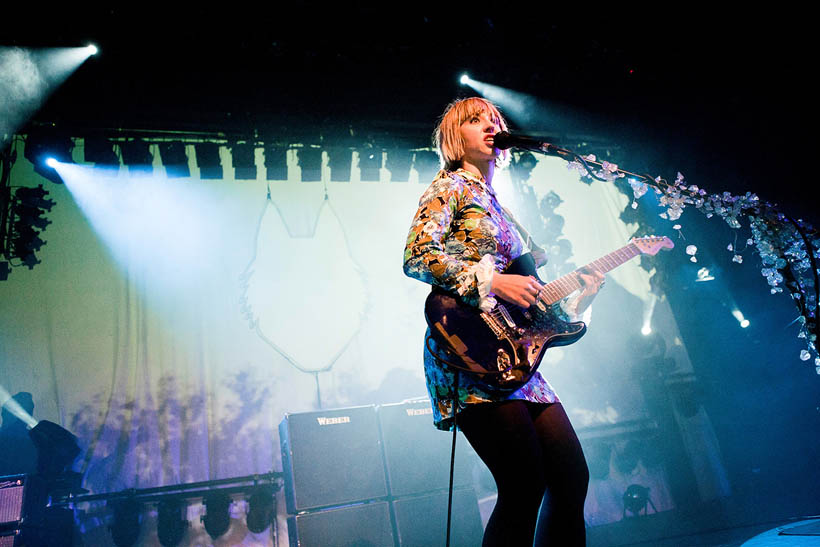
[474,254,498,312]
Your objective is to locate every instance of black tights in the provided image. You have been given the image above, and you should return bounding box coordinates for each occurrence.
[457,401,589,547]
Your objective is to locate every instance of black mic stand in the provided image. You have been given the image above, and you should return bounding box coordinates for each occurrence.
[514,138,819,362]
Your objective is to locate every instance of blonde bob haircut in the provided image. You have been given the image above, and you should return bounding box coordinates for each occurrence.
[434,97,511,171]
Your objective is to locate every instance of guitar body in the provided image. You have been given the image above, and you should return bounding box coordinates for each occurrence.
[424,253,587,393]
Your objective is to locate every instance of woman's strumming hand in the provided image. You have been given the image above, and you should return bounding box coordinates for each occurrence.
[491,273,542,308]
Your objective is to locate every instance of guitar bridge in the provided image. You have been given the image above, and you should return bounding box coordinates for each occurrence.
[495,305,516,329]
[481,312,505,339]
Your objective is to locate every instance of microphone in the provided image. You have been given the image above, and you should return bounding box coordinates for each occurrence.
[492,131,562,154]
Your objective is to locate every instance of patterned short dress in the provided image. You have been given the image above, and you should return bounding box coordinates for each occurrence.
[403,168,561,431]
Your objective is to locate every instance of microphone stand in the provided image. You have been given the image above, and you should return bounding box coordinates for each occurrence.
[514,139,819,361]
[509,139,662,189]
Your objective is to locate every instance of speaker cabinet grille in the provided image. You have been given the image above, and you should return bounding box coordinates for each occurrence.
[0,480,24,526]
[287,501,394,547]
[393,488,483,547]
[280,406,388,513]
[377,401,473,497]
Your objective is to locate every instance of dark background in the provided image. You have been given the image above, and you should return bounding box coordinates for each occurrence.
[3,5,819,541]
[2,5,814,222]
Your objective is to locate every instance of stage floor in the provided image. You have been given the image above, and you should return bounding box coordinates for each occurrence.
[591,517,820,546]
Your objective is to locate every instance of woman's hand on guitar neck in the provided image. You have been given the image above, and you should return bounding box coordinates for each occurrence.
[574,269,606,314]
[490,272,542,308]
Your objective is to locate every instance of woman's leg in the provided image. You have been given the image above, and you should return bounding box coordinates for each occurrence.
[531,402,589,547]
[457,400,547,547]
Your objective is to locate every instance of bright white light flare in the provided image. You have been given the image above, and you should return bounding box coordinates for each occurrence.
[0,385,38,429]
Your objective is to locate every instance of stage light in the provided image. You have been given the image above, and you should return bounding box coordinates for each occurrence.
[109,498,142,547]
[0,388,36,428]
[0,47,94,139]
[24,129,73,184]
[456,77,545,128]
[264,146,288,180]
[157,498,188,547]
[158,142,189,178]
[357,147,382,182]
[201,491,232,539]
[245,486,275,534]
[86,44,98,56]
[8,185,55,270]
[297,147,322,182]
[641,295,656,338]
[385,148,413,181]
[195,143,222,179]
[460,73,470,85]
[28,419,81,476]
[695,267,715,282]
[45,157,58,168]
[731,309,750,328]
[622,484,654,517]
[84,137,119,165]
[230,142,257,180]
[120,140,153,174]
[327,147,352,182]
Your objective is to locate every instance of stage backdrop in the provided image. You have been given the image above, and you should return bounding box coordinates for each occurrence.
[1,140,719,544]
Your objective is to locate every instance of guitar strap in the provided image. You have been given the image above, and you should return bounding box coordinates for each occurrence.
[501,206,548,268]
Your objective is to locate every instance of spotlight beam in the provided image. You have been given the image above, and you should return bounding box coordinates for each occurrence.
[0,46,99,141]
[459,74,610,139]
[0,384,37,428]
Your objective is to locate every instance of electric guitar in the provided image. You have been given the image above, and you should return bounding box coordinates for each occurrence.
[424,236,674,392]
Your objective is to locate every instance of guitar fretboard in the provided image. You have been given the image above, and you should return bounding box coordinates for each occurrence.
[539,242,642,305]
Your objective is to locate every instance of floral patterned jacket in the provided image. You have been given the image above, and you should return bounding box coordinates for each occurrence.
[404,168,560,430]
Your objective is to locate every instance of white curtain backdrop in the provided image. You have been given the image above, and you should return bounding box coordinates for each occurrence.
[0,142,699,543]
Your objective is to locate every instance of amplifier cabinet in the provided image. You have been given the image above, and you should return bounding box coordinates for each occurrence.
[1,475,43,531]
[287,501,394,547]
[280,405,388,513]
[377,401,473,497]
[392,488,483,547]
[0,475,69,546]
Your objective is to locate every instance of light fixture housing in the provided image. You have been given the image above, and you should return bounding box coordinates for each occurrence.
[157,498,188,547]
[245,486,275,534]
[158,142,189,178]
[201,491,232,539]
[196,143,223,180]
[297,147,322,182]
[264,146,288,180]
[231,142,257,180]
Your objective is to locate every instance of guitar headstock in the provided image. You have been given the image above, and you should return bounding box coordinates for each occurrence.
[631,236,674,256]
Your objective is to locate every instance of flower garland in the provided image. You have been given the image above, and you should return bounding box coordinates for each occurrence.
[566,154,819,372]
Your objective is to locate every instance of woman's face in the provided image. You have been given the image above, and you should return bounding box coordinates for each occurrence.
[458,109,502,165]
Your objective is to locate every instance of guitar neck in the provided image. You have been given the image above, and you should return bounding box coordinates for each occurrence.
[540,242,642,305]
